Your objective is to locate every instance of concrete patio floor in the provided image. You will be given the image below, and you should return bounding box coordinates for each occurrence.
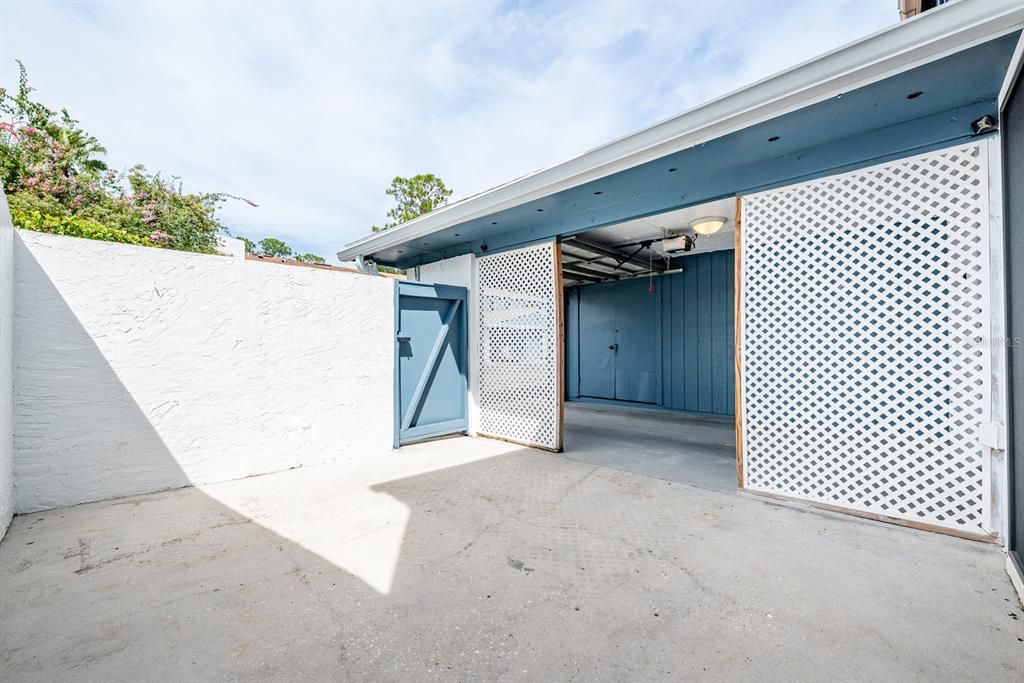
[562,401,736,492]
[1,436,1021,681]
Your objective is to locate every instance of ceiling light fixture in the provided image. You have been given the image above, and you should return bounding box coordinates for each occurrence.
[690,216,727,236]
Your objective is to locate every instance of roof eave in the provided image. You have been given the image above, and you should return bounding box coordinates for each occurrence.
[337,0,1024,262]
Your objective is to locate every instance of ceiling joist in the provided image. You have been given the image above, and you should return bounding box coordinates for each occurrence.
[564,237,665,273]
[562,262,625,281]
[562,253,645,271]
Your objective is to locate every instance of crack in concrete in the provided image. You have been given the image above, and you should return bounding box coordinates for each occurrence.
[549,466,600,509]
[451,518,508,560]
[279,546,353,683]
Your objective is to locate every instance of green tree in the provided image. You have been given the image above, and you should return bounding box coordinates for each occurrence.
[258,237,292,258]
[372,173,452,232]
[295,253,325,264]
[238,236,257,254]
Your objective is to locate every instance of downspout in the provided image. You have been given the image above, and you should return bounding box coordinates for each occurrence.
[355,254,380,276]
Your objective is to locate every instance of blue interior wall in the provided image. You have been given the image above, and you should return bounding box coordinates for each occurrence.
[664,250,735,415]
[566,249,735,416]
[566,285,581,400]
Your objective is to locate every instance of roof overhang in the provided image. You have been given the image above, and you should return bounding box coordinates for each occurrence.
[338,0,1024,266]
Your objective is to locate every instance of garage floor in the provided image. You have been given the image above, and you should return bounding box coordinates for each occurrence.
[563,401,736,491]
[1,437,1021,681]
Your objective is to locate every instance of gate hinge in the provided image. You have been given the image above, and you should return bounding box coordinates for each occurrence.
[979,422,1006,450]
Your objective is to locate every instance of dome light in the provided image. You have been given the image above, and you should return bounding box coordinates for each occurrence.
[690,216,726,236]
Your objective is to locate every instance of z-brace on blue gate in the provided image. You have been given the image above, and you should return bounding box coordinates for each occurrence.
[394,281,469,446]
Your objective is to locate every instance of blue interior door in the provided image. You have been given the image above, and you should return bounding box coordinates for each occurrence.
[578,284,616,399]
[396,281,468,445]
[578,279,659,403]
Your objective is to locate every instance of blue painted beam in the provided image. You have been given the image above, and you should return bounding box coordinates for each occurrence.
[377,32,1019,268]
[397,101,993,268]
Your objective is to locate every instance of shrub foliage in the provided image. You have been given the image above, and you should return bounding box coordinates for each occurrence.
[10,207,150,246]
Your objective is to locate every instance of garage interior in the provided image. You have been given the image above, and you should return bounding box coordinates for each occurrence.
[560,197,737,491]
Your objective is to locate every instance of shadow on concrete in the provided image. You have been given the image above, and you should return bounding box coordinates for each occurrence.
[12,234,189,512]
[1,438,1022,681]
[2,236,1021,681]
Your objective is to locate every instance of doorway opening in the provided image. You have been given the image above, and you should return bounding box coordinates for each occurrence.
[560,198,738,491]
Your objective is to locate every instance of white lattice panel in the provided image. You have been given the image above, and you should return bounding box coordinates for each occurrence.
[741,143,991,533]
[476,242,561,450]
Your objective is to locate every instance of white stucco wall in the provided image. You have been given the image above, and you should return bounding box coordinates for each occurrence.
[215,234,246,259]
[0,194,14,538]
[413,254,479,435]
[14,230,395,512]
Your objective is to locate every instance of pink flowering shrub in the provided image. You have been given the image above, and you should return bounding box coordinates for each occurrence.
[2,61,250,253]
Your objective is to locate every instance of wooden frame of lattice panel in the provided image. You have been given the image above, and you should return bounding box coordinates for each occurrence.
[554,242,565,452]
[735,195,745,489]
[475,240,564,452]
[738,142,997,541]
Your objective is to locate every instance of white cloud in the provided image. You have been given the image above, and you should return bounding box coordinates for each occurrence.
[0,0,895,260]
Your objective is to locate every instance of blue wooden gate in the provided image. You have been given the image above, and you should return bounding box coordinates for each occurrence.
[395,281,468,446]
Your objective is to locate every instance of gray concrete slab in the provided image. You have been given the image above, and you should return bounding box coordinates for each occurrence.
[563,401,737,491]
[1,437,1021,682]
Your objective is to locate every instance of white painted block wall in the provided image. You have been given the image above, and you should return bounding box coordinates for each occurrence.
[0,194,14,539]
[14,230,395,512]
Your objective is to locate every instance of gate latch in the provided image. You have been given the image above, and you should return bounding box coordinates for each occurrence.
[979,422,1006,450]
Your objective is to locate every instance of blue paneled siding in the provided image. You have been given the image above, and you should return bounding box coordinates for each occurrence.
[566,249,734,416]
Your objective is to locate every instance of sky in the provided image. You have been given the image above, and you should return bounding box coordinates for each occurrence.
[0,1,897,262]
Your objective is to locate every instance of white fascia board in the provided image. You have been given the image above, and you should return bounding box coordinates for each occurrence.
[998,27,1024,110]
[337,0,1024,262]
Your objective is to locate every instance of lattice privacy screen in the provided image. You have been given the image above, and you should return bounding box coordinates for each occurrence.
[476,242,561,450]
[741,143,991,533]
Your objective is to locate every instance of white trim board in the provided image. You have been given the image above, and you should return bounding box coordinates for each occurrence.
[998,27,1024,110]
